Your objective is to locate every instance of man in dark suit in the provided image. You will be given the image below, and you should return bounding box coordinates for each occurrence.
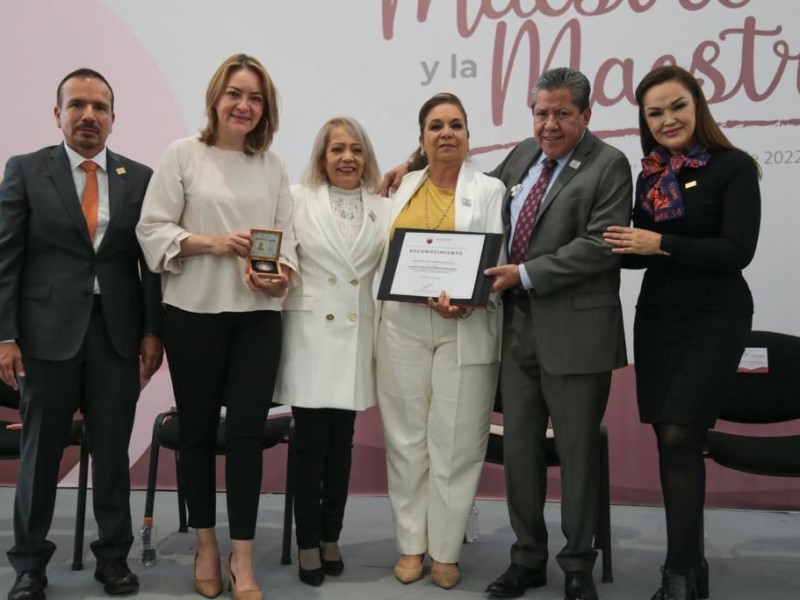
[483,68,631,600]
[0,68,163,600]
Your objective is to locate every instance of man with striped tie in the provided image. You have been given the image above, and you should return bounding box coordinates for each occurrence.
[483,68,631,600]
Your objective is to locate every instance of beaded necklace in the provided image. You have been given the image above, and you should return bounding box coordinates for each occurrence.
[424,179,455,230]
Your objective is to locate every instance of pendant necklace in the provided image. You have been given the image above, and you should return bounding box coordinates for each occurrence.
[424,179,455,230]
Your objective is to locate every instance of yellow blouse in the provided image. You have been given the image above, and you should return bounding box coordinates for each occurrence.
[391,178,456,238]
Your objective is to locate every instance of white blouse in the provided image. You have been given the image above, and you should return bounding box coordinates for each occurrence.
[136,136,298,313]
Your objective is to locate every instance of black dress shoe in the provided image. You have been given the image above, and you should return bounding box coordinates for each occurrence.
[8,571,48,600]
[564,571,598,600]
[651,567,698,600]
[94,559,139,595]
[485,563,547,598]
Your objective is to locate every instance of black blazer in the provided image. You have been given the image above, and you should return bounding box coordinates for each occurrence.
[0,144,162,361]
[628,148,760,313]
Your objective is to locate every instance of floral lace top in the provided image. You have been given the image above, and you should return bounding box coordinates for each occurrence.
[329,185,364,250]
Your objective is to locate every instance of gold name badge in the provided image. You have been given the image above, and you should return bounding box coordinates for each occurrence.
[685,180,697,189]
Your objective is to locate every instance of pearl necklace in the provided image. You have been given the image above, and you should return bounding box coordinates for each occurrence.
[424,179,455,230]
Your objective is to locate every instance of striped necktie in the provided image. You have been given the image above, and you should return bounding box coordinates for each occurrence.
[509,158,558,265]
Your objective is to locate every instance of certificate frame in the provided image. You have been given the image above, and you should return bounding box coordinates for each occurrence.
[248,228,283,280]
[377,228,504,306]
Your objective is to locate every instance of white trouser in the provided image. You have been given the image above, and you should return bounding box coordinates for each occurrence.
[376,302,497,562]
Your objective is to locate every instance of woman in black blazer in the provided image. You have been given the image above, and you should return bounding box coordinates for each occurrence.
[604,66,760,600]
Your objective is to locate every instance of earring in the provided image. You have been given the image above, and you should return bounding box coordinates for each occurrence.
[420,148,426,157]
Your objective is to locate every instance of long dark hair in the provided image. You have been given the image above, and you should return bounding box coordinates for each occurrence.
[635,66,736,157]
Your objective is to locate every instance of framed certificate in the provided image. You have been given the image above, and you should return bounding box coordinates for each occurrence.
[249,228,283,280]
[378,228,504,306]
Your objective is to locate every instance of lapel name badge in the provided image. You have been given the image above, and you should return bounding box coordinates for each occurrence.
[568,159,581,170]
[462,198,472,207]
[685,180,697,189]
[115,167,126,175]
[510,183,522,197]
[368,210,376,222]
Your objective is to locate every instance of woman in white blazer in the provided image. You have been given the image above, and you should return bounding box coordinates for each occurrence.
[273,117,389,587]
[376,93,505,589]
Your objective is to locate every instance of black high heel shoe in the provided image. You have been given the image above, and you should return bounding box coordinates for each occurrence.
[297,548,324,587]
[320,542,344,577]
[651,566,699,600]
[696,558,709,599]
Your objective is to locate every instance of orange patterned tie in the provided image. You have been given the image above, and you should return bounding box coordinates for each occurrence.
[79,160,99,242]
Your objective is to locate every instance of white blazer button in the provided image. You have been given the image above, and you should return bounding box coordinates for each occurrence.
[328,277,337,285]
[349,313,358,322]
[350,279,358,286]
[326,314,335,321]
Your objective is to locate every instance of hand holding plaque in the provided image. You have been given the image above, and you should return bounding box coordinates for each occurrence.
[377,229,503,306]
[248,228,283,280]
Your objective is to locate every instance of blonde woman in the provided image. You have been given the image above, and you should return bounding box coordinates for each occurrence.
[137,54,297,600]
[274,116,389,587]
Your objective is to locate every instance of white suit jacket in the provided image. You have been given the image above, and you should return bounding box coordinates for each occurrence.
[377,162,506,366]
[274,184,390,410]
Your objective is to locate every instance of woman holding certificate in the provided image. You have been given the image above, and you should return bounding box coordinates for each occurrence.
[273,116,389,587]
[376,93,505,589]
[604,66,760,600]
[137,53,297,600]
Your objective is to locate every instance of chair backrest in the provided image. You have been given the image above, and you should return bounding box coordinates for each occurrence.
[720,330,800,424]
[0,383,20,409]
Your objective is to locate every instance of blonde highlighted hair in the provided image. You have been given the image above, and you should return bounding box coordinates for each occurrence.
[199,53,280,155]
[303,116,381,193]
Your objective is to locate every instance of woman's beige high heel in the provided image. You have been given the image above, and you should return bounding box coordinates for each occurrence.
[193,553,223,598]
[394,554,424,584]
[431,560,461,589]
[226,554,262,600]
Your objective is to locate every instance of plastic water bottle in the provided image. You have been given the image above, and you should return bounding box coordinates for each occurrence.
[465,503,479,543]
[139,517,158,566]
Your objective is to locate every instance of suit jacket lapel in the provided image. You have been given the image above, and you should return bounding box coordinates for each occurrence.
[350,191,383,267]
[389,168,427,224]
[100,150,125,253]
[501,148,542,239]
[47,146,93,247]
[454,162,477,231]
[309,185,355,269]
[534,132,596,228]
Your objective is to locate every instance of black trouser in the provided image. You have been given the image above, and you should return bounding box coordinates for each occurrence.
[291,407,356,549]
[163,306,281,540]
[8,305,139,573]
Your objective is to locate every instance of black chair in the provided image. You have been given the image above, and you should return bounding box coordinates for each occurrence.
[0,383,90,570]
[142,406,295,564]
[485,390,613,583]
[705,330,800,477]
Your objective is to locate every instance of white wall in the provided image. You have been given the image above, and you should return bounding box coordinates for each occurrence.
[2,0,798,345]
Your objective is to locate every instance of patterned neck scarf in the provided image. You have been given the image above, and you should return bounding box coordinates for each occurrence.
[640,144,710,222]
